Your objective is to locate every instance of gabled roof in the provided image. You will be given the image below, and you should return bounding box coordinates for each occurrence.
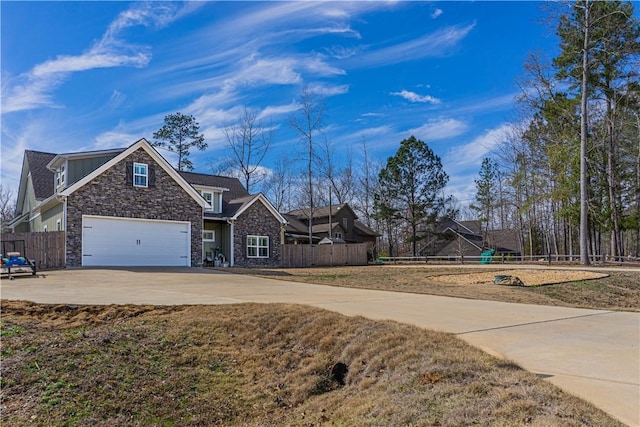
[487,229,520,253]
[60,138,209,209]
[286,203,354,220]
[216,193,286,223]
[311,222,341,234]
[178,171,249,202]
[25,150,56,199]
[283,214,309,234]
[14,150,56,217]
[457,220,482,234]
[354,220,380,237]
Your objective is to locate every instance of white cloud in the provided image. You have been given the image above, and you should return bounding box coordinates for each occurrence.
[1,2,198,115]
[391,90,441,104]
[302,54,347,76]
[223,56,302,91]
[431,9,443,19]
[351,125,394,139]
[103,90,127,110]
[324,46,361,60]
[31,52,149,78]
[441,124,514,204]
[446,175,477,204]
[258,102,300,120]
[445,123,512,169]
[452,92,518,115]
[93,131,139,150]
[348,23,475,69]
[0,120,65,192]
[406,118,468,141]
[306,83,350,97]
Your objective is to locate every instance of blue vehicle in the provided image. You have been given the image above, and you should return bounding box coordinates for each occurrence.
[1,240,37,279]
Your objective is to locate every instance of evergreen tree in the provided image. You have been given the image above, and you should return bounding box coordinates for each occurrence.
[471,158,499,245]
[554,0,640,263]
[152,112,207,172]
[377,136,454,256]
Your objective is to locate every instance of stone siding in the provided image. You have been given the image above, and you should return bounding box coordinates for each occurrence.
[233,201,282,267]
[66,148,203,267]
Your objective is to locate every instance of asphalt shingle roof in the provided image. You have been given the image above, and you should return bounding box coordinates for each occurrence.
[178,171,249,204]
[286,203,350,220]
[24,150,56,200]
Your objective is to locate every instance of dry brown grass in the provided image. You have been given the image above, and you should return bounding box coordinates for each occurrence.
[227,266,639,311]
[1,300,623,426]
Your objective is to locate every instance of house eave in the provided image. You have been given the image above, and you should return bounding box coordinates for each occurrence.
[46,148,126,171]
[58,139,209,209]
[230,194,287,224]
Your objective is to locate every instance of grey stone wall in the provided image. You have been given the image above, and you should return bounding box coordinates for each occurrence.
[66,148,203,267]
[233,200,282,267]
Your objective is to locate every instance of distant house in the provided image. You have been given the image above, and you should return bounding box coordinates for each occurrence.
[422,219,521,259]
[8,138,286,268]
[283,203,379,247]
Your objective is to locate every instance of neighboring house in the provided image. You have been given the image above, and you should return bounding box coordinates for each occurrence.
[421,219,520,258]
[8,138,286,268]
[283,203,379,247]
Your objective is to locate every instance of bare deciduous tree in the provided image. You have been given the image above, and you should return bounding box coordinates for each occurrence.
[0,185,16,231]
[223,107,274,193]
[289,88,326,244]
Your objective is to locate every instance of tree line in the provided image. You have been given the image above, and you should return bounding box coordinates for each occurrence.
[474,0,640,263]
[4,1,638,267]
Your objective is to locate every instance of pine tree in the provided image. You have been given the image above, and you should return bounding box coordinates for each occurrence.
[152,113,207,172]
[377,136,454,256]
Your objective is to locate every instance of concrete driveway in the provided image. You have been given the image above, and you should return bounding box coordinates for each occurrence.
[1,267,638,426]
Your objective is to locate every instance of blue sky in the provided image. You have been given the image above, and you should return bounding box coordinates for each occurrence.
[2,1,577,205]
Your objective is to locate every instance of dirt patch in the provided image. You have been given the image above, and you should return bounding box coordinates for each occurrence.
[430,269,609,287]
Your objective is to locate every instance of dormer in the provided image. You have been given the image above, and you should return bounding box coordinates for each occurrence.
[54,163,66,191]
[193,185,227,214]
[47,148,125,192]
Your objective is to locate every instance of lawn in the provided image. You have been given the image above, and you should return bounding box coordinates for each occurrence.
[1,300,623,426]
[226,265,640,311]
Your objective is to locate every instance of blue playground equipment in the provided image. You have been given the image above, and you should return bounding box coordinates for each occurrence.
[480,248,496,264]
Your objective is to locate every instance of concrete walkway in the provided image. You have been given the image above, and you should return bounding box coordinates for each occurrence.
[1,268,638,426]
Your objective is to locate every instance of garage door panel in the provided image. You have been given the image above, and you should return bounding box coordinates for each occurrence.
[82,216,190,267]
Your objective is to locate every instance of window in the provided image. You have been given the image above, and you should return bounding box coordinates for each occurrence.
[202,191,213,211]
[43,225,48,232]
[133,163,148,187]
[342,217,348,229]
[201,191,222,213]
[214,192,222,213]
[247,235,269,258]
[203,230,215,241]
[56,218,62,231]
[334,232,343,239]
[56,165,65,189]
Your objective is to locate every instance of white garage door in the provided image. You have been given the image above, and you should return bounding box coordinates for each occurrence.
[82,216,191,267]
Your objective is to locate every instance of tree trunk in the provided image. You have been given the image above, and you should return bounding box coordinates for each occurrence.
[606,94,621,261]
[579,1,591,265]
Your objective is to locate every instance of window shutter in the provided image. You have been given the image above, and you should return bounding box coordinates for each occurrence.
[125,161,133,185]
[148,165,156,188]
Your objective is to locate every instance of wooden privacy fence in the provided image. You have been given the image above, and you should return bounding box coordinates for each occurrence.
[1,232,65,270]
[281,243,368,268]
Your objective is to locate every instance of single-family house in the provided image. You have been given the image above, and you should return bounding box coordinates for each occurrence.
[283,203,379,247]
[421,219,521,259]
[8,138,286,268]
